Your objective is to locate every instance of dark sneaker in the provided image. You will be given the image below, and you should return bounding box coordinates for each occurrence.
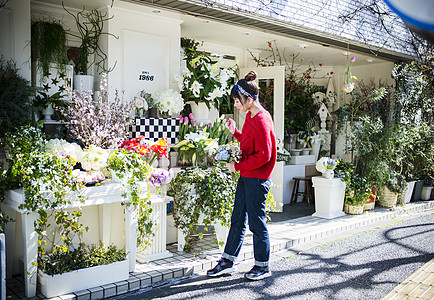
[207,258,236,277]
[244,265,271,280]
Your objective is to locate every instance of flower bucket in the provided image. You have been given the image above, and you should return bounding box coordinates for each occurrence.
[399,181,416,204]
[344,203,364,215]
[377,186,398,208]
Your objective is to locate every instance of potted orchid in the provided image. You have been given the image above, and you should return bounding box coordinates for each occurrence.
[315,157,338,179]
[342,56,357,93]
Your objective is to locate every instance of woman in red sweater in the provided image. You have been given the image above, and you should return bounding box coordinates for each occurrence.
[207,71,276,281]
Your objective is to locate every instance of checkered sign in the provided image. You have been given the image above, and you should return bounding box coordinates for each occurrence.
[128,117,180,144]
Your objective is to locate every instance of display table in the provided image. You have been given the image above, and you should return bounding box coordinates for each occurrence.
[311,176,346,219]
[2,181,171,298]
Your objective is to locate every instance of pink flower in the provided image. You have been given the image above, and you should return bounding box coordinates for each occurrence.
[193,121,197,126]
[179,115,183,123]
[351,57,356,62]
[189,113,194,120]
[184,117,188,124]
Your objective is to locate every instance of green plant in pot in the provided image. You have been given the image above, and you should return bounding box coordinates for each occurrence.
[335,161,370,214]
[31,19,69,77]
[33,90,68,121]
[170,166,237,252]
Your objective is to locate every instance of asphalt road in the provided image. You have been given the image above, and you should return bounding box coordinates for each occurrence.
[117,212,434,300]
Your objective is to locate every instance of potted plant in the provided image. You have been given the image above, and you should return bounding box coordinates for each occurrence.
[63,4,117,92]
[33,90,68,121]
[176,38,237,119]
[170,165,237,252]
[31,19,68,78]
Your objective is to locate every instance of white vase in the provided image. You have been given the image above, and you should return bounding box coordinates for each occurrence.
[323,169,334,179]
[342,82,354,93]
[42,104,55,121]
[187,101,210,122]
[73,75,94,93]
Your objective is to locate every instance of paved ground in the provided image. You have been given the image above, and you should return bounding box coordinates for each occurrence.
[6,201,434,299]
[118,212,434,300]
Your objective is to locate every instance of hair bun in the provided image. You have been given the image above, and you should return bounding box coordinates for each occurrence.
[244,70,257,81]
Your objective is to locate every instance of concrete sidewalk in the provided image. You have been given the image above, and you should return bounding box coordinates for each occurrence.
[7,200,434,300]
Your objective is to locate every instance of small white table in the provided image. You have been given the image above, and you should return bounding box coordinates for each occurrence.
[312,176,346,219]
[2,181,171,298]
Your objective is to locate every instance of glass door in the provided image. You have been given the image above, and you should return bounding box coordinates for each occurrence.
[237,66,285,211]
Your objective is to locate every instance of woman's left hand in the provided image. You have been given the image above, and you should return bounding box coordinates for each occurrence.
[226,162,236,172]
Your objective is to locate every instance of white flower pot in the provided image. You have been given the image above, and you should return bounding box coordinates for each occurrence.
[400,181,416,204]
[188,101,210,122]
[38,260,129,298]
[73,75,94,93]
[322,169,334,180]
[421,186,433,200]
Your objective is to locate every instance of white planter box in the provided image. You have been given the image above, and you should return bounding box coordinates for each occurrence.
[38,260,129,298]
[289,155,315,165]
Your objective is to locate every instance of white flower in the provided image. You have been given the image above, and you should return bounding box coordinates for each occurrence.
[134,97,147,110]
[79,145,110,171]
[154,89,185,115]
[185,132,209,142]
[315,157,328,174]
[191,80,203,98]
[204,139,219,155]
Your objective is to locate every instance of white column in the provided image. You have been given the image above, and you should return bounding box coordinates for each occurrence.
[22,211,38,298]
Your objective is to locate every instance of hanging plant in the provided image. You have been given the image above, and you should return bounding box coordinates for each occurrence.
[342,56,357,93]
[31,20,69,76]
[63,4,118,75]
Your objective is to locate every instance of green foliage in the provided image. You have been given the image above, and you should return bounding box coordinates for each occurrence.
[31,20,68,76]
[335,161,371,206]
[107,149,154,247]
[0,123,87,264]
[0,57,36,134]
[392,61,432,125]
[39,242,126,276]
[170,166,237,251]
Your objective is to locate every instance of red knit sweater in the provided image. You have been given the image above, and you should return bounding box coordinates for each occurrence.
[233,110,277,180]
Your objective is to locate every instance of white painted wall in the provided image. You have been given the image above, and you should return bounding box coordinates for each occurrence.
[0,0,31,81]
[103,2,182,104]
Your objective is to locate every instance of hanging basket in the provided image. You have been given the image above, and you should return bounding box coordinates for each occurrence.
[344,203,364,215]
[377,186,398,208]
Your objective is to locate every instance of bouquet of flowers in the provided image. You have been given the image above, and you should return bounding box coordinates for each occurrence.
[133,96,148,117]
[214,142,242,164]
[148,168,174,197]
[119,136,168,166]
[153,89,184,117]
[315,157,338,174]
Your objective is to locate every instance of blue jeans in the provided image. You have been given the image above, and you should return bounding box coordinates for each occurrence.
[222,176,271,267]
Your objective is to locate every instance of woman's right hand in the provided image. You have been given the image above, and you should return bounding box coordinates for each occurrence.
[227,118,236,134]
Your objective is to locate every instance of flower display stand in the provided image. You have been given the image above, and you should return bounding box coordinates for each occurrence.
[2,183,137,298]
[135,194,173,263]
[312,176,346,219]
[38,260,129,298]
